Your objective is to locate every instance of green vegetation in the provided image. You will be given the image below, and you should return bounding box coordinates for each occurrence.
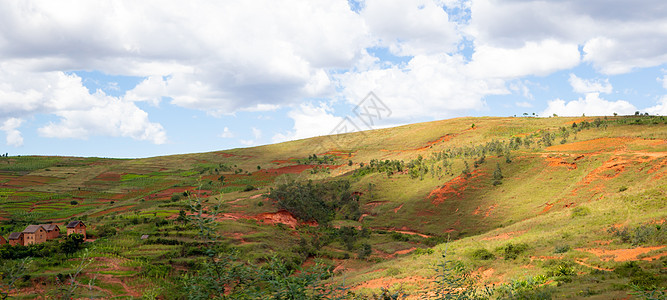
[0,115,665,298]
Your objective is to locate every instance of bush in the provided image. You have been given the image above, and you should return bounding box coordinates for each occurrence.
[70,200,78,205]
[470,248,495,260]
[498,243,529,260]
[619,186,628,192]
[554,244,571,254]
[357,243,372,260]
[243,185,255,192]
[571,206,591,218]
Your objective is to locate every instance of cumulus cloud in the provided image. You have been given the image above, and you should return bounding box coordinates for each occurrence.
[0,1,368,114]
[337,53,507,123]
[469,0,667,74]
[273,102,344,143]
[645,96,667,116]
[0,118,24,147]
[541,93,636,117]
[568,74,612,94]
[362,0,459,56]
[219,127,234,138]
[468,39,580,78]
[0,64,167,144]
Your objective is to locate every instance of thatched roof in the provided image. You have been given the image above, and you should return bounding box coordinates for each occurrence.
[66,220,85,228]
[23,225,45,233]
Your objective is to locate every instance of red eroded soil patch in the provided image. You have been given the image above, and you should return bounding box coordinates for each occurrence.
[254,210,300,228]
[543,155,579,170]
[576,246,665,262]
[546,137,630,152]
[394,204,404,213]
[394,247,416,255]
[353,276,429,291]
[580,156,628,184]
[428,171,482,206]
[540,203,554,214]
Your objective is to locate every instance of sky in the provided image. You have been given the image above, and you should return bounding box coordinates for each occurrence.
[0,0,666,158]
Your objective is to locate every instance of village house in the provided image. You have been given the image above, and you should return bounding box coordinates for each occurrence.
[66,220,87,238]
[0,234,6,245]
[40,224,61,240]
[8,232,23,246]
[23,225,47,245]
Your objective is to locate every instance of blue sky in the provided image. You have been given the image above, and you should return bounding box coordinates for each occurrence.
[0,0,665,158]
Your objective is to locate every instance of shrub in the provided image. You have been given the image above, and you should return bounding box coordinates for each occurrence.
[619,186,628,192]
[70,200,78,205]
[498,242,529,260]
[571,206,591,218]
[470,248,495,260]
[243,185,255,192]
[357,243,372,260]
[554,244,571,254]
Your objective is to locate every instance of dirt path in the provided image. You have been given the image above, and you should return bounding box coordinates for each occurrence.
[576,246,665,262]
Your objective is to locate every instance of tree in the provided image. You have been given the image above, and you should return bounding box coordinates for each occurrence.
[61,233,85,255]
[492,163,503,186]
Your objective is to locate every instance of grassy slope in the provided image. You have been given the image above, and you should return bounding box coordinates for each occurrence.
[0,116,665,298]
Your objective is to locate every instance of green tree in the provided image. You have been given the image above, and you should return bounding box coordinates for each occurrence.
[61,233,85,256]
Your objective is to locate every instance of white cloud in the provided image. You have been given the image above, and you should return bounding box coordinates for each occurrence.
[219,127,234,138]
[0,1,369,114]
[362,0,459,56]
[568,74,612,94]
[469,0,667,74]
[541,93,636,117]
[0,64,167,144]
[467,39,580,78]
[659,75,667,89]
[251,127,262,140]
[273,102,343,143]
[0,118,24,147]
[337,53,507,123]
[645,96,667,116]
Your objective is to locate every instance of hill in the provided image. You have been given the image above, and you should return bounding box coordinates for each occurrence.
[0,115,665,299]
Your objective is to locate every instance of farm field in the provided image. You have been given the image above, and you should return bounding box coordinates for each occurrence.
[0,115,665,299]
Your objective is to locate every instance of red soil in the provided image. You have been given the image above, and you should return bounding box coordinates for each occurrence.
[394,247,416,255]
[574,259,614,271]
[373,227,431,238]
[394,204,404,213]
[543,155,578,170]
[540,202,555,214]
[484,204,498,218]
[353,276,429,291]
[576,246,665,262]
[427,171,482,206]
[254,210,300,228]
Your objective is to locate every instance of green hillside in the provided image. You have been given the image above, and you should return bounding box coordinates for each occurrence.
[1,115,665,299]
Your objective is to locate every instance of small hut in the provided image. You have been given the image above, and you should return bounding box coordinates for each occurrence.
[66,220,87,239]
[8,232,24,246]
[40,224,61,240]
[23,225,47,245]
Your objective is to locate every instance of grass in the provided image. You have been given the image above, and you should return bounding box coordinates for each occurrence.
[0,115,665,298]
